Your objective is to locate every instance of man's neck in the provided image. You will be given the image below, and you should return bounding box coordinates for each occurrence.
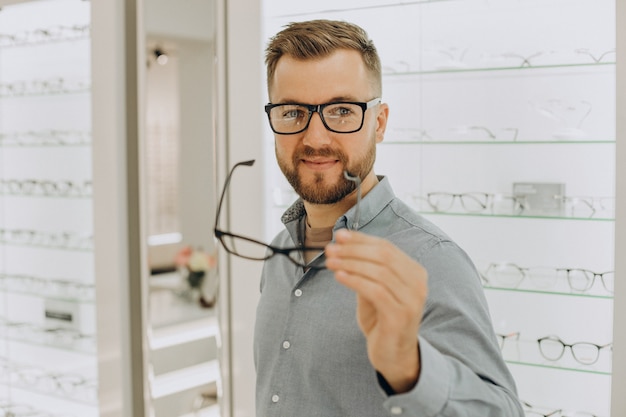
[303,172,379,228]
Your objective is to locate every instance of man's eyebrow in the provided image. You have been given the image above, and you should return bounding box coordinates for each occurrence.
[272,96,361,104]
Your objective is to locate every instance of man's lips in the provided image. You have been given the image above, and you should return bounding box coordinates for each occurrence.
[300,158,340,171]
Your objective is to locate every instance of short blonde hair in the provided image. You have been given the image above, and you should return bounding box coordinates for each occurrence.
[265,19,382,96]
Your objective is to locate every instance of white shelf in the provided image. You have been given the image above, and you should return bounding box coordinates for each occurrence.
[151,360,220,399]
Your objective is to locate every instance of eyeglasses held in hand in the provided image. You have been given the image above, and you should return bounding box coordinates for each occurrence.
[264,98,380,135]
[214,160,362,269]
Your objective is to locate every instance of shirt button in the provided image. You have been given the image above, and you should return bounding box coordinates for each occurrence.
[282,341,291,349]
[271,394,280,403]
[294,289,302,297]
[391,406,403,415]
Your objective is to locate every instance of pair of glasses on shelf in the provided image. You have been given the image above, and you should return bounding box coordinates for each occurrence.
[0,178,92,197]
[390,126,519,142]
[0,24,90,47]
[480,262,614,294]
[425,192,528,215]
[537,335,612,366]
[0,228,93,250]
[553,195,615,218]
[3,357,97,401]
[0,400,78,417]
[494,331,612,366]
[0,273,95,300]
[523,401,599,417]
[0,129,91,146]
[0,78,90,97]
[213,160,361,269]
[495,331,520,350]
[0,319,95,352]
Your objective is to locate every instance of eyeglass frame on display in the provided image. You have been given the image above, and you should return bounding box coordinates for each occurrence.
[495,331,520,350]
[556,268,614,294]
[537,335,612,365]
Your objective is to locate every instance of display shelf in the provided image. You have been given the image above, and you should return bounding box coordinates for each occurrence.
[383,61,615,76]
[0,388,98,417]
[418,211,615,222]
[0,229,93,252]
[0,275,94,300]
[484,286,613,300]
[382,138,616,145]
[151,360,220,417]
[0,344,98,405]
[269,0,458,18]
[0,26,90,49]
[0,130,91,147]
[152,360,219,400]
[0,330,96,355]
[180,403,220,417]
[0,0,96,412]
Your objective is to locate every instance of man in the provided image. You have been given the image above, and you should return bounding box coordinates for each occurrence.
[254,19,524,416]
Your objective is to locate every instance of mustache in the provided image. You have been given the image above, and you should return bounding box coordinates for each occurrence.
[294,146,347,162]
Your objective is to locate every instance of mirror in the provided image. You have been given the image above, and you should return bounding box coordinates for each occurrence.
[141,1,220,416]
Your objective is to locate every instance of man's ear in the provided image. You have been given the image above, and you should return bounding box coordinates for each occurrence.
[375,102,389,144]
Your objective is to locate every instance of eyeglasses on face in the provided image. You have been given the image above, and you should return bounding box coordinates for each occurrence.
[264,97,381,135]
[213,160,362,269]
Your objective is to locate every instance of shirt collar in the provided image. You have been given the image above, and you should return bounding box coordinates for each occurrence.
[280,176,395,232]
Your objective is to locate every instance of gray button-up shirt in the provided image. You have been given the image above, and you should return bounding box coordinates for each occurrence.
[254,177,524,417]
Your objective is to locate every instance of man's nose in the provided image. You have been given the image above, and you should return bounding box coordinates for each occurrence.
[302,111,331,147]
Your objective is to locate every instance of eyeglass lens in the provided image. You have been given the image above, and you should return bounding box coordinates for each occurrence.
[268,102,365,134]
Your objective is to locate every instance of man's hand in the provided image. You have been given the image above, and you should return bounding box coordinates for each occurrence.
[325,229,428,393]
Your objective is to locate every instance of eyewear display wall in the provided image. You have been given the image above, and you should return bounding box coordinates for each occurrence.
[0,1,96,416]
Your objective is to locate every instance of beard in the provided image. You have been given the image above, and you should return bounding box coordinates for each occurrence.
[276,141,376,205]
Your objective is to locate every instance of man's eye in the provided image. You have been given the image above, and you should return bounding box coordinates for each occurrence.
[326,105,355,117]
[284,109,301,118]
[281,108,305,120]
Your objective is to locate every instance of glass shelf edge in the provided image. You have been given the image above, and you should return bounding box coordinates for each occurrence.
[483,285,614,300]
[0,194,92,200]
[0,289,94,303]
[382,140,616,145]
[505,360,612,376]
[0,89,91,100]
[270,0,455,18]
[383,61,615,77]
[0,336,95,355]
[0,144,91,148]
[0,243,93,252]
[419,211,615,222]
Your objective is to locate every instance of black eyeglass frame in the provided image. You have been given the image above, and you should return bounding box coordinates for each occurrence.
[536,335,612,365]
[214,160,363,269]
[264,97,381,135]
[213,159,326,269]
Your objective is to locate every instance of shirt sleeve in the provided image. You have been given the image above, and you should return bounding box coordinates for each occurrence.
[379,240,525,417]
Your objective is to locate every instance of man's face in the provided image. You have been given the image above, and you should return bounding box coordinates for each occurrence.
[269,49,388,205]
